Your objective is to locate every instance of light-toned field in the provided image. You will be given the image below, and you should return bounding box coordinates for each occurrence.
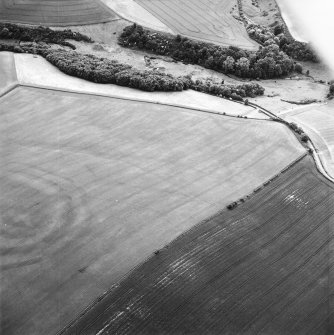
[0,52,18,96]
[0,0,118,26]
[61,155,334,335]
[284,101,334,178]
[134,0,258,49]
[100,0,173,33]
[0,85,305,334]
[14,53,266,118]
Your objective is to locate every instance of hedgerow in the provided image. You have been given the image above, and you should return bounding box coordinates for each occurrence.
[118,23,299,79]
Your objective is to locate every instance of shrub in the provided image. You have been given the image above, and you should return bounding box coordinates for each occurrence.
[0,23,92,49]
[327,83,334,99]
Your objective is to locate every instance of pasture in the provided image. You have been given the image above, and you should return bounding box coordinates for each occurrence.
[250,79,328,114]
[0,85,305,334]
[285,101,334,178]
[241,0,280,26]
[0,0,118,26]
[61,155,334,335]
[134,0,258,49]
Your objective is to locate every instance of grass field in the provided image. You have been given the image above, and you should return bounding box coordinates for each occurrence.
[134,0,258,49]
[60,155,334,335]
[249,79,328,114]
[284,101,334,178]
[0,52,17,96]
[0,0,118,26]
[0,85,305,334]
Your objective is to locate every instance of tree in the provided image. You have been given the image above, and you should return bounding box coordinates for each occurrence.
[236,57,250,76]
[274,25,283,35]
[295,63,303,73]
[223,56,235,73]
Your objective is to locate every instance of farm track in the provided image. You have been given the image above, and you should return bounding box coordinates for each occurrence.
[0,0,119,26]
[60,155,334,335]
[134,0,258,49]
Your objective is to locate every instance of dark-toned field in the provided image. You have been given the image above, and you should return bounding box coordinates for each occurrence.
[62,156,334,335]
[0,0,118,26]
[0,84,305,334]
[134,0,258,49]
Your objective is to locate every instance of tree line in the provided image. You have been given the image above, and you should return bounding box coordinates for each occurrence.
[119,23,301,79]
[0,40,264,100]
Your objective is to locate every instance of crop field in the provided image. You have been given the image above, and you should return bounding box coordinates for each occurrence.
[134,0,258,49]
[285,102,334,178]
[0,51,17,96]
[61,155,334,335]
[0,84,305,334]
[0,0,118,26]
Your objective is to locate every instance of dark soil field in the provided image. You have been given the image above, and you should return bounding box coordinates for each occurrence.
[134,0,258,49]
[61,155,334,335]
[0,0,118,26]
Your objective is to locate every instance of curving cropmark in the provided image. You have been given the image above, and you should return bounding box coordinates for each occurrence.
[0,163,89,270]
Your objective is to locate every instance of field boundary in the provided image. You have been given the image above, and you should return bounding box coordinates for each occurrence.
[16,82,268,122]
[99,0,174,33]
[0,82,19,98]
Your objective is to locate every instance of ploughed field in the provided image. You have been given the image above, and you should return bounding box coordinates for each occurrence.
[0,0,118,26]
[61,156,334,335]
[134,0,258,49]
[0,85,305,335]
